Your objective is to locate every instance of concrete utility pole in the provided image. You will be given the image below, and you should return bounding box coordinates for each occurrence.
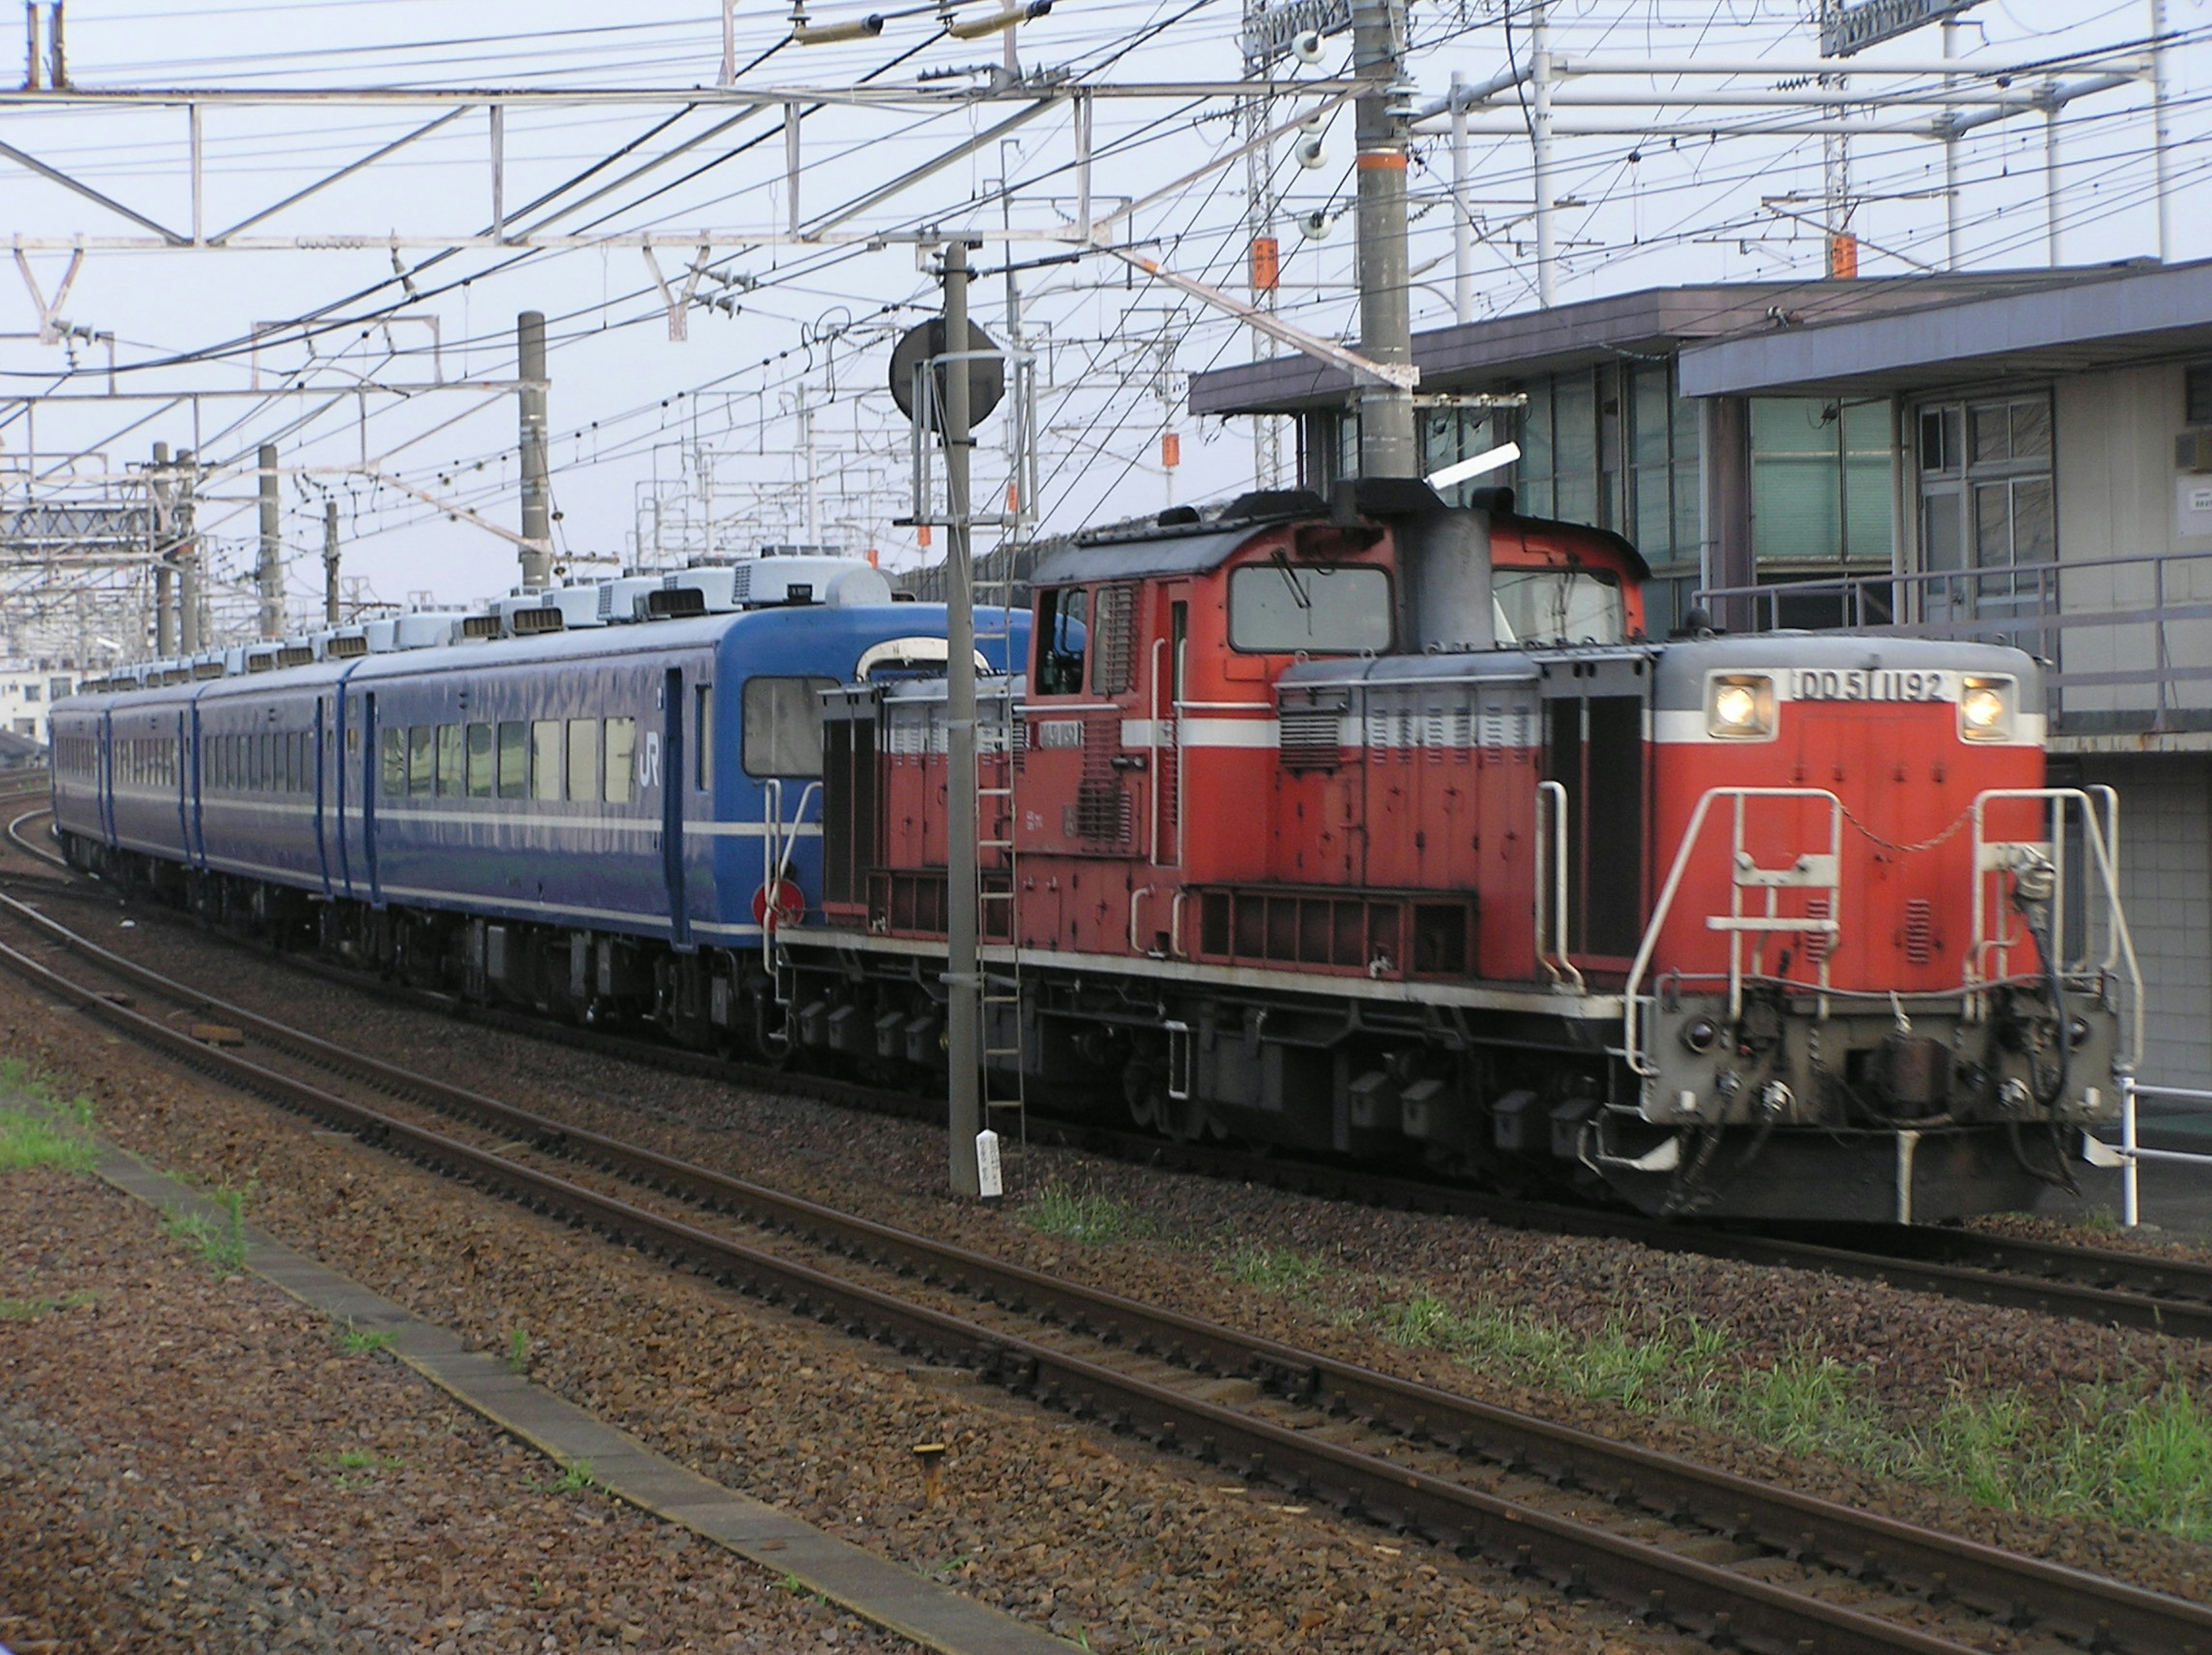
[176,449,199,654]
[517,309,553,590]
[1529,0,1558,309]
[323,497,341,624]
[1450,68,1472,325]
[941,238,982,1199]
[257,442,282,639]
[150,441,176,657]
[2149,0,2173,262]
[1353,0,1416,478]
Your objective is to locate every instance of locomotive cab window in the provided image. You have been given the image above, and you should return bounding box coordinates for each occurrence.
[1033,587,1088,695]
[743,676,836,777]
[1228,561,1392,654]
[1493,569,1626,646]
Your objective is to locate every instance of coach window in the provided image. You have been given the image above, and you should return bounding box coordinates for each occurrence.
[1033,587,1088,695]
[604,717,637,804]
[437,724,464,796]
[1228,562,1393,654]
[408,725,435,796]
[566,719,598,802]
[743,676,835,777]
[497,722,528,800]
[382,728,406,798]
[467,722,494,798]
[694,685,714,792]
[531,720,562,800]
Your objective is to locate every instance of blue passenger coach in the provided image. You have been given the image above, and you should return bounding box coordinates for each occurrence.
[50,584,1021,1044]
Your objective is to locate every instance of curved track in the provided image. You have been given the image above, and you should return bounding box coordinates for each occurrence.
[12,800,2212,1350]
[1,889,2207,1655]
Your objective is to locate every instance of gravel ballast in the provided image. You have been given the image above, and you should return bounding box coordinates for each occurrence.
[0,1163,916,1654]
[0,969,1690,1655]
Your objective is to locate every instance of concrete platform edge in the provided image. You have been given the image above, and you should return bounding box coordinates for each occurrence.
[85,1138,1073,1655]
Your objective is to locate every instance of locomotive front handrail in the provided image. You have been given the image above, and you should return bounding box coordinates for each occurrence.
[1623,787,1843,1080]
[1966,786,2142,1071]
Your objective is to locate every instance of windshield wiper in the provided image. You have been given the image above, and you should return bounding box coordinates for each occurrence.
[1270,550,1313,611]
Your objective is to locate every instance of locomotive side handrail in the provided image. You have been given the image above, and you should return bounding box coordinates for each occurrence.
[1532,780,1583,993]
[1967,786,2142,1070]
[1622,787,1843,1080]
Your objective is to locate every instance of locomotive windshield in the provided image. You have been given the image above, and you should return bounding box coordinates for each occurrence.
[1229,562,1393,654]
[1492,568,1624,646]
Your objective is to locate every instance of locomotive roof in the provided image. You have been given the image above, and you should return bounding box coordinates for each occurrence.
[1031,486,1653,587]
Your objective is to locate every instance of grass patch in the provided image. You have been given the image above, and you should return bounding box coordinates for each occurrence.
[505,1328,531,1373]
[329,1448,403,1489]
[0,1289,95,1320]
[0,1056,98,1175]
[554,1458,599,1494]
[1022,1184,1142,1246]
[161,1179,254,1275]
[1363,1285,2212,1540]
[339,1321,396,1355]
[1223,1241,1332,1297]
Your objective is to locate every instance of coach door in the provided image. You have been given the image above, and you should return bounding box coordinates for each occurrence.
[97,710,116,848]
[661,666,692,951]
[1540,656,1650,970]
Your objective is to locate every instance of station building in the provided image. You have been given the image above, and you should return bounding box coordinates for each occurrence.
[1188,257,2212,1087]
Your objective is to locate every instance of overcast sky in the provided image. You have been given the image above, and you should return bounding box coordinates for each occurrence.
[0,0,2203,640]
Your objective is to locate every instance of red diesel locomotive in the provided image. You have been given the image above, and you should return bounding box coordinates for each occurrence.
[778,480,2134,1222]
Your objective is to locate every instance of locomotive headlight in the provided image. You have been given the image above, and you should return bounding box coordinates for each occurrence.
[1705,674,1775,740]
[1959,676,2014,742]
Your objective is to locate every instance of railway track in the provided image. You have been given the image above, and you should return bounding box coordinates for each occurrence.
[1,889,2207,1655]
[13,800,2212,1351]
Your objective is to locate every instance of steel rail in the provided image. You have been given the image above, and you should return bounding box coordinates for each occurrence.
[0,900,2207,1655]
[18,815,2212,1346]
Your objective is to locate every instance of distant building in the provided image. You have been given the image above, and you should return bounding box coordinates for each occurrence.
[1189,257,2212,1085]
[0,658,79,746]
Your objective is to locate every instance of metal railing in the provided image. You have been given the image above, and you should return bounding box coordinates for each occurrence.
[1696,546,2212,733]
[2109,1077,2212,1228]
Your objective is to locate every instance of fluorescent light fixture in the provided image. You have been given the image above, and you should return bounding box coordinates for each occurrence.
[1424,442,1521,491]
[946,0,1050,38]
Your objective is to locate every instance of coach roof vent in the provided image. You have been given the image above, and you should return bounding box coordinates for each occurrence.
[460,613,503,641]
[500,587,604,635]
[245,647,278,673]
[646,566,739,618]
[324,630,369,658]
[389,611,462,650]
[276,642,315,669]
[596,574,661,623]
